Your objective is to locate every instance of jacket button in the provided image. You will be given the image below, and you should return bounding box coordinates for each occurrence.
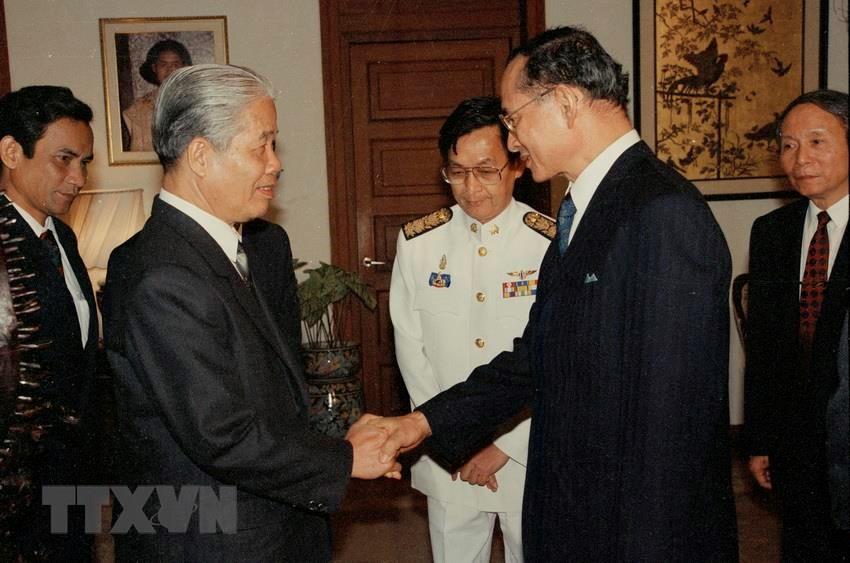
[474,337,485,348]
[476,292,486,302]
[478,247,487,257]
[470,223,478,233]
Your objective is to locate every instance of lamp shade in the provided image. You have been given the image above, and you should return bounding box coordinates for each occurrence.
[65,188,146,286]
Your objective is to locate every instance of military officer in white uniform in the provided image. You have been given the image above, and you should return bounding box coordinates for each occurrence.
[390,96,554,563]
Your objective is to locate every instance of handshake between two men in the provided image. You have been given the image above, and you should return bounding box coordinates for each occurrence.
[346,412,433,481]
[345,412,430,480]
[348,411,509,492]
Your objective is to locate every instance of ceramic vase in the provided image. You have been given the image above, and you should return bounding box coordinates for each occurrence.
[301,342,365,437]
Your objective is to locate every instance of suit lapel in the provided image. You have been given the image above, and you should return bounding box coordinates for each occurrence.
[780,199,807,284]
[152,200,303,382]
[0,198,83,344]
[817,224,850,342]
[558,142,651,275]
[54,223,98,349]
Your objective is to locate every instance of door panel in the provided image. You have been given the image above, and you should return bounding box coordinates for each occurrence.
[322,0,547,415]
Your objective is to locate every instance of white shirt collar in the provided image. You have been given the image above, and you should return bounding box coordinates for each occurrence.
[5,195,55,237]
[158,188,241,262]
[807,193,849,232]
[569,129,641,213]
[561,130,641,244]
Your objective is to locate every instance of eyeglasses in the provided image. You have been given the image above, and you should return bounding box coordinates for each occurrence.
[440,161,510,186]
[499,87,555,133]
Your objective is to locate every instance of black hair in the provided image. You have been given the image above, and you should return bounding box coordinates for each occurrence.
[0,85,93,160]
[508,26,629,109]
[438,96,517,162]
[139,39,193,85]
[777,89,849,144]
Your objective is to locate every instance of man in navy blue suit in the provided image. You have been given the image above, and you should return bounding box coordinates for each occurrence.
[371,26,738,561]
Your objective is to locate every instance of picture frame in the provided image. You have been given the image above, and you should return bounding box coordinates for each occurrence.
[99,16,228,165]
[634,0,827,200]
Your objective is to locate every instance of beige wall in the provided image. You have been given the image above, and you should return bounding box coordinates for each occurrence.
[4,0,332,266]
[5,0,848,423]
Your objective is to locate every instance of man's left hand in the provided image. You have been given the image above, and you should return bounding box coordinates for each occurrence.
[454,444,509,491]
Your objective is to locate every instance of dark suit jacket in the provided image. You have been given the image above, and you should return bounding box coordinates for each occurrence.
[0,196,98,482]
[744,197,850,557]
[419,142,738,561]
[102,198,352,561]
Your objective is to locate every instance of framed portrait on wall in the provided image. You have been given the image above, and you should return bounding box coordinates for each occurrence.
[99,16,228,165]
[634,0,826,199]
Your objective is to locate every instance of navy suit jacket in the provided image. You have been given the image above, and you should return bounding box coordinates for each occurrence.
[419,142,738,561]
[103,198,352,561]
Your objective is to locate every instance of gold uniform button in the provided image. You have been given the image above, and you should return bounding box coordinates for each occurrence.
[470,224,478,233]
[475,292,486,303]
[478,247,487,257]
[474,337,485,348]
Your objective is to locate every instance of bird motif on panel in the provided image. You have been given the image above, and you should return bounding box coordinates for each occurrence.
[667,38,728,98]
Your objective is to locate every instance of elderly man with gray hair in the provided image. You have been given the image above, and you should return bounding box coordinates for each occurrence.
[102,64,398,561]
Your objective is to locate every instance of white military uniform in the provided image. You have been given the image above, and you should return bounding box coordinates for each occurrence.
[390,199,554,563]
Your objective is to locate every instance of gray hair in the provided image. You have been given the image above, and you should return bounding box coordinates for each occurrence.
[777,89,848,144]
[153,63,275,171]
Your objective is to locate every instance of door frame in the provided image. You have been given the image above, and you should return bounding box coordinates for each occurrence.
[319,2,546,413]
[320,0,546,320]
[0,0,10,95]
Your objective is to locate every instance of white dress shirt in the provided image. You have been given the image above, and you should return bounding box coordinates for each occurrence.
[10,201,91,347]
[158,188,244,276]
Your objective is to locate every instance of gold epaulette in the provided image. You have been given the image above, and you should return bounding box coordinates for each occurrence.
[523,211,556,240]
[402,208,453,240]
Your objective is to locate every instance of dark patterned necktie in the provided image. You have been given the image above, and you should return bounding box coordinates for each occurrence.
[557,193,577,255]
[799,211,831,349]
[235,240,251,283]
[39,230,64,277]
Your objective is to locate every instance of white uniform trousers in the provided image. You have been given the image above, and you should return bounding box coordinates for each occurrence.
[427,497,523,563]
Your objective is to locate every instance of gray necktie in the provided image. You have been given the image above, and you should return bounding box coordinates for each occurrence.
[235,241,251,282]
[557,194,577,255]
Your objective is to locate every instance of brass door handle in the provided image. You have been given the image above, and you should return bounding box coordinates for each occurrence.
[362,257,387,268]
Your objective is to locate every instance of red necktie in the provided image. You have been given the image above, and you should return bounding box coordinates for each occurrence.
[799,211,830,348]
[40,230,65,277]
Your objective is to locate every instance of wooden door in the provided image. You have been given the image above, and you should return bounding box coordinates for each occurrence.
[321,0,547,416]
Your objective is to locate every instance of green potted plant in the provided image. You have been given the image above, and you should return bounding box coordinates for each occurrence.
[295,261,377,437]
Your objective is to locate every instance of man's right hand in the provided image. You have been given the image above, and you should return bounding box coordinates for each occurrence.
[366,411,432,463]
[748,455,772,490]
[346,414,402,479]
